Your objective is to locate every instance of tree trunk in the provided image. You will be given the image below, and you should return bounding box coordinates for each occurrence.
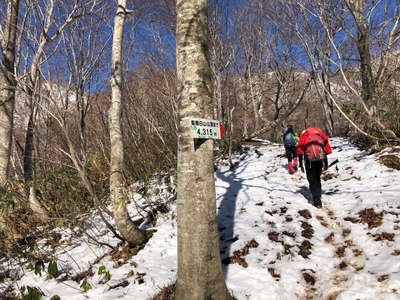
[23,110,34,184]
[23,109,49,221]
[0,0,19,184]
[110,0,146,246]
[344,0,399,140]
[346,0,375,115]
[175,1,231,299]
[28,186,48,222]
[320,23,335,136]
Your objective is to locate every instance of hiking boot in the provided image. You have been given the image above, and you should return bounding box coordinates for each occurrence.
[288,162,295,174]
[293,158,298,170]
[313,198,322,208]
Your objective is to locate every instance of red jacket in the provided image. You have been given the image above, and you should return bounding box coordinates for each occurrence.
[297,127,332,155]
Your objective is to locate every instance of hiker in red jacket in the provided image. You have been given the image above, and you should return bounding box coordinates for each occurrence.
[297,127,332,208]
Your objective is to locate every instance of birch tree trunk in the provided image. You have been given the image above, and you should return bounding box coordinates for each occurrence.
[110,0,146,246]
[176,0,231,299]
[346,0,375,115]
[0,0,19,185]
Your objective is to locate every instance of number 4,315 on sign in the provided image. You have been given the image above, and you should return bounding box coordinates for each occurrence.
[190,118,224,139]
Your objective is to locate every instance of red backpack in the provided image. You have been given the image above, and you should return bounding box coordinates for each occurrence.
[303,128,326,161]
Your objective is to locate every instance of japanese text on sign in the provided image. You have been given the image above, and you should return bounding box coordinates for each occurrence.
[190,118,224,139]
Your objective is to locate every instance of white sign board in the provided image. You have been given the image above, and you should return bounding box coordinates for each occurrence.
[190,118,224,139]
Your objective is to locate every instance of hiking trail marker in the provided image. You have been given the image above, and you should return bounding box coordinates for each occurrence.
[190,118,224,139]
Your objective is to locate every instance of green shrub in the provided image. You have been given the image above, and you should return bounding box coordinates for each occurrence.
[31,167,93,225]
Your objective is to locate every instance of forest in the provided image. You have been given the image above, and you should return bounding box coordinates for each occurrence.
[1,0,400,299]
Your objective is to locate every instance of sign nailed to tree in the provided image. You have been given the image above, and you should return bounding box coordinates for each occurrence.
[190,118,224,139]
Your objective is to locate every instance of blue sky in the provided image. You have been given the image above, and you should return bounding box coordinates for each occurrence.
[2,0,399,93]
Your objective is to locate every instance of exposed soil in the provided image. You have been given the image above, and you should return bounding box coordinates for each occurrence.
[285,216,293,222]
[342,229,351,238]
[222,239,259,268]
[280,207,288,214]
[372,232,395,241]
[379,155,400,170]
[152,283,175,300]
[282,231,296,238]
[282,243,294,255]
[301,222,314,239]
[298,209,312,219]
[302,272,316,285]
[335,246,346,258]
[298,240,313,258]
[268,231,280,242]
[265,210,278,216]
[377,274,389,282]
[110,244,146,268]
[358,208,383,229]
[325,232,335,244]
[268,267,281,278]
[391,250,400,256]
[316,216,329,227]
[71,269,94,283]
[343,217,359,224]
[338,261,348,270]
[135,272,146,284]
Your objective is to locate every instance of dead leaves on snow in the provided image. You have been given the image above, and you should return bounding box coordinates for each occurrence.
[298,240,313,258]
[343,208,383,229]
[298,209,312,219]
[372,232,395,242]
[222,239,259,268]
[379,155,400,170]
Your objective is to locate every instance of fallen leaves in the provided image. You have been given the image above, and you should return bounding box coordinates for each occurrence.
[358,208,383,229]
[301,222,314,239]
[298,209,312,219]
[298,240,313,258]
[302,272,316,285]
[379,155,400,170]
[372,232,395,242]
[222,239,259,268]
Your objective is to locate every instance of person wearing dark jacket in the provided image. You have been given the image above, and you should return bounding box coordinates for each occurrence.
[297,127,332,208]
[282,125,298,174]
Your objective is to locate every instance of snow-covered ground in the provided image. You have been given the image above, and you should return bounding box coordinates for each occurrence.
[1,137,400,300]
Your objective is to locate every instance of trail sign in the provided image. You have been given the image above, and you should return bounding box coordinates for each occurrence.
[190,118,224,139]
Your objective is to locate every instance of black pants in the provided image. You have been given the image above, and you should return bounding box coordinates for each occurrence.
[285,146,297,162]
[305,159,323,205]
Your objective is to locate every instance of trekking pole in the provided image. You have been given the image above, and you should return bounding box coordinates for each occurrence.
[325,158,339,172]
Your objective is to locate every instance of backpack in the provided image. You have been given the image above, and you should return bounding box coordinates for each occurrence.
[303,128,326,161]
[283,125,296,147]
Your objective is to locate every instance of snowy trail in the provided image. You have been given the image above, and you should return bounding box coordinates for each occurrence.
[2,138,400,300]
[216,138,400,300]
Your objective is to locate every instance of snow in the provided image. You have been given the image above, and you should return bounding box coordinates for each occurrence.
[1,138,400,299]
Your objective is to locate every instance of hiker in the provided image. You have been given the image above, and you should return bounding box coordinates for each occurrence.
[282,125,299,174]
[297,127,332,208]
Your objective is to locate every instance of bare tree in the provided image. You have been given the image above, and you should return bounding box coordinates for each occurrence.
[294,0,400,141]
[110,0,147,246]
[0,0,19,185]
[209,1,235,123]
[175,0,231,299]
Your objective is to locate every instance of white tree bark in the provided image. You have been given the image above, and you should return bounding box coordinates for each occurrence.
[0,0,19,185]
[110,0,146,246]
[28,186,48,222]
[176,0,231,299]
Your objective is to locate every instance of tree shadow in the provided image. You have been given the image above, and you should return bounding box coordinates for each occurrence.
[215,162,267,277]
[216,166,243,277]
